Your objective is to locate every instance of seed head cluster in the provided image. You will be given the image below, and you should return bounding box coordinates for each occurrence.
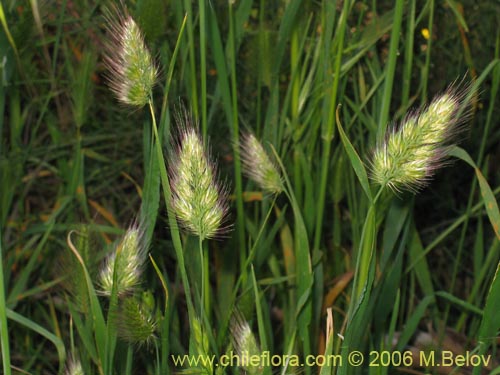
[104,7,157,107]
[240,133,283,194]
[169,117,228,240]
[371,86,470,192]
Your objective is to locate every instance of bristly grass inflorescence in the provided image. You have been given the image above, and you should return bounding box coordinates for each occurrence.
[240,133,284,194]
[103,5,157,107]
[371,83,473,193]
[99,225,146,296]
[230,313,263,375]
[64,357,84,375]
[169,110,229,240]
[116,292,158,347]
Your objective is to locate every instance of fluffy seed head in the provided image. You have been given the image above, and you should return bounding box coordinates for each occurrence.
[116,292,158,346]
[230,314,263,375]
[100,226,146,296]
[104,7,157,107]
[65,357,84,375]
[169,114,228,240]
[241,133,283,194]
[371,84,471,192]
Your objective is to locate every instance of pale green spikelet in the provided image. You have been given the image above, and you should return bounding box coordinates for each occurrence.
[104,6,157,107]
[230,314,264,375]
[115,291,158,346]
[65,356,84,375]
[169,114,228,240]
[100,226,146,296]
[241,133,283,194]
[371,84,470,192]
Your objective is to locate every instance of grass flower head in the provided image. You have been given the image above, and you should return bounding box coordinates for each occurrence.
[169,113,228,240]
[241,133,283,194]
[104,6,157,107]
[371,84,471,192]
[230,314,263,375]
[65,357,84,375]
[116,292,158,346]
[100,225,146,296]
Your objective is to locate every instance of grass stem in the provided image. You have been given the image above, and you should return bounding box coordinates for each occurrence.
[228,2,246,273]
[0,229,11,375]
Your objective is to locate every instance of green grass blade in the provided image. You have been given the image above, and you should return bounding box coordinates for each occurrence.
[182,0,198,118]
[313,0,350,253]
[401,0,416,105]
[450,146,500,239]
[336,106,372,202]
[420,0,434,101]
[377,0,404,138]
[206,5,231,123]
[376,290,401,375]
[406,186,500,273]
[473,262,500,375]
[66,231,107,373]
[140,126,160,245]
[445,0,469,32]
[271,146,312,360]
[228,2,246,269]
[160,14,188,119]
[351,203,376,303]
[339,198,378,375]
[199,0,207,139]
[7,197,70,307]
[0,3,19,60]
[380,199,410,270]
[408,225,435,296]
[396,295,435,351]
[250,265,269,354]
[434,291,483,316]
[0,228,11,375]
[149,254,170,375]
[6,308,66,374]
[475,169,500,240]
[67,301,98,363]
